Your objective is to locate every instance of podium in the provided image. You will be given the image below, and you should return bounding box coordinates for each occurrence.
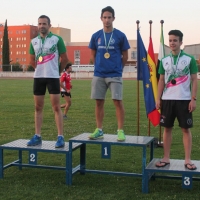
[144,158,200,193]
[0,139,83,184]
[67,133,154,192]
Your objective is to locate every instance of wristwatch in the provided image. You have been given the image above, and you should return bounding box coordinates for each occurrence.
[192,96,197,101]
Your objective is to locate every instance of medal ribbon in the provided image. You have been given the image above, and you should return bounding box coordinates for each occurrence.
[37,35,48,60]
[170,50,181,75]
[103,28,114,53]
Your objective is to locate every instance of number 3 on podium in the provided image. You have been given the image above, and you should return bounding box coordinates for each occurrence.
[182,174,192,189]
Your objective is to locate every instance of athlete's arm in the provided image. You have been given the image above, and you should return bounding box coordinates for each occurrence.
[60,53,69,72]
[156,74,165,109]
[189,73,197,112]
[60,80,66,91]
[90,49,96,64]
[30,54,36,69]
[121,50,128,67]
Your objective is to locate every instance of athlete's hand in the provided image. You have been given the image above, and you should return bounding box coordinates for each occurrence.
[156,99,161,110]
[188,100,196,113]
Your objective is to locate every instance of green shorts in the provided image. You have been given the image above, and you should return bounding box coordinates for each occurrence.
[91,76,123,100]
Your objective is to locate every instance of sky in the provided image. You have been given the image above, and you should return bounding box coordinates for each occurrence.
[1,0,200,52]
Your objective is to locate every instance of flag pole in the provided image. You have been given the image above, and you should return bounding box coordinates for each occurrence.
[158,20,164,147]
[136,20,140,136]
[148,20,153,136]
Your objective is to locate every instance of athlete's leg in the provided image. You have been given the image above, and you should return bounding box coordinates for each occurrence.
[113,100,124,130]
[156,127,172,166]
[34,95,45,135]
[95,99,105,129]
[63,95,71,116]
[50,94,63,135]
[182,128,196,169]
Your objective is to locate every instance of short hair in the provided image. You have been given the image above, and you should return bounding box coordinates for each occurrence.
[65,63,72,70]
[101,6,115,17]
[168,30,183,42]
[38,15,51,25]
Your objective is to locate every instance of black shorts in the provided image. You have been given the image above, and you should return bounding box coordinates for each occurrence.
[160,100,193,128]
[33,78,60,95]
[61,91,71,98]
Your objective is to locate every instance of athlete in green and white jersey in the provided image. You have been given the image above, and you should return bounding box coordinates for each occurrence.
[30,32,66,78]
[159,50,197,100]
[27,15,69,148]
[156,30,198,170]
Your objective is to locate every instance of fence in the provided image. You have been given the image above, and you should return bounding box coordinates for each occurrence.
[0,65,138,79]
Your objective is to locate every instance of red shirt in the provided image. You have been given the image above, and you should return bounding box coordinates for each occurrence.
[60,72,71,90]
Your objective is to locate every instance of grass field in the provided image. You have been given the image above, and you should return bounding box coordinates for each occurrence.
[0,78,200,200]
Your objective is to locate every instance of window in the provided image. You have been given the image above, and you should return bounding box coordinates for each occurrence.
[10,45,12,48]
[24,44,26,47]
[10,38,12,41]
[24,37,26,41]
[74,50,80,65]
[131,51,137,60]
[0,38,2,41]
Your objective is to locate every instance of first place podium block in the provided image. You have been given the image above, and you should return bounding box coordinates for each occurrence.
[0,139,83,184]
[67,133,154,193]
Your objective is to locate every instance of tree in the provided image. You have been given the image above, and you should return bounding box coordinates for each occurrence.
[27,65,35,71]
[89,58,94,65]
[12,62,23,71]
[2,19,10,71]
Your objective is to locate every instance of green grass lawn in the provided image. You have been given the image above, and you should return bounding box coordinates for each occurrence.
[0,78,200,200]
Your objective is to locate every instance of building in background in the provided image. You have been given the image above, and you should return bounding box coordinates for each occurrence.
[0,25,71,68]
[66,40,137,65]
[50,27,71,45]
[0,25,38,66]
[184,44,200,60]
[1,24,199,70]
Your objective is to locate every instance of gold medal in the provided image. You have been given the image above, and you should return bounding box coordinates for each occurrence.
[38,56,43,62]
[104,52,110,59]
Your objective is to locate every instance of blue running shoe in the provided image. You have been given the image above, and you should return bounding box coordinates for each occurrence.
[27,135,42,146]
[89,128,104,140]
[55,136,65,148]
